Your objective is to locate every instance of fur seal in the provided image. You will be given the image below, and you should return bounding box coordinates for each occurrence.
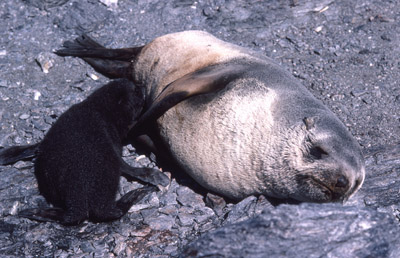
[2,79,169,225]
[53,31,365,202]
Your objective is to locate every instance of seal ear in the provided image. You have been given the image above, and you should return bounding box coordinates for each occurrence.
[303,116,318,130]
[129,62,258,136]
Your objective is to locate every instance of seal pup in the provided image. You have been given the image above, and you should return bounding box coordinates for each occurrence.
[5,79,169,225]
[53,31,364,203]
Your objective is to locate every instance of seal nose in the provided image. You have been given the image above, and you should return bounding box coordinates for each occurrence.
[335,175,349,189]
[330,175,351,201]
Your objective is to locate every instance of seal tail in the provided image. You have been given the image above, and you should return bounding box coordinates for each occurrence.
[54,34,144,79]
[0,143,39,165]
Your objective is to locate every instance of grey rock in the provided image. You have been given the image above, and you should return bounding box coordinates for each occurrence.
[176,186,205,209]
[159,204,179,216]
[19,113,30,120]
[53,1,113,33]
[194,207,215,225]
[182,204,400,258]
[23,0,69,10]
[351,145,400,212]
[205,193,226,217]
[144,214,176,231]
[224,196,258,225]
[0,79,9,88]
[178,213,195,227]
[160,191,178,206]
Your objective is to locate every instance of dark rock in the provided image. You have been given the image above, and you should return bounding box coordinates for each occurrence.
[354,145,400,211]
[205,193,226,217]
[182,204,400,258]
[0,220,15,234]
[53,1,113,33]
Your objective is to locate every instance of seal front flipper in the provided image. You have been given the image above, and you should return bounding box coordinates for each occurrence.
[55,35,144,79]
[115,186,157,213]
[90,186,157,223]
[0,143,39,165]
[120,160,169,187]
[129,62,257,136]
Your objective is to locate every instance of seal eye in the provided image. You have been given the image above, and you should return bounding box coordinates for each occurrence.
[309,146,328,160]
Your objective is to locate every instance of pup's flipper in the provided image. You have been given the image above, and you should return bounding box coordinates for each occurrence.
[120,160,169,187]
[89,186,157,223]
[19,207,65,223]
[116,186,157,213]
[55,34,143,79]
[0,143,39,165]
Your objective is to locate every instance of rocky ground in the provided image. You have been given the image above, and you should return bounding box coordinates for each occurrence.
[0,0,399,257]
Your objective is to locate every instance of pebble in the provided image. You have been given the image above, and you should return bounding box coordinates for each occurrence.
[99,0,118,7]
[0,79,8,87]
[19,114,30,120]
[36,52,54,74]
[33,90,41,100]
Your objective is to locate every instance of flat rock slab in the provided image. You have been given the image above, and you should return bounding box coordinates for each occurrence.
[182,203,400,258]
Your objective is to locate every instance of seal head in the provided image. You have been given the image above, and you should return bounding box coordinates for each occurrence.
[264,114,365,203]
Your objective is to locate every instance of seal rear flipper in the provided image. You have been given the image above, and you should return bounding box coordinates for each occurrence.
[129,62,257,137]
[120,160,170,187]
[55,34,144,79]
[0,143,39,165]
[18,207,65,223]
[81,58,133,79]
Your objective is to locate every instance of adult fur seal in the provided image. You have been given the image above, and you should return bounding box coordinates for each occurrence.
[3,79,169,225]
[17,31,365,203]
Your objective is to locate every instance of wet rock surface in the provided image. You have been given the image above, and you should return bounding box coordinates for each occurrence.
[0,0,399,257]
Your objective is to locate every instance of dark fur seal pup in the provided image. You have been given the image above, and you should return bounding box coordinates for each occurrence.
[2,79,169,225]
[52,31,364,203]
